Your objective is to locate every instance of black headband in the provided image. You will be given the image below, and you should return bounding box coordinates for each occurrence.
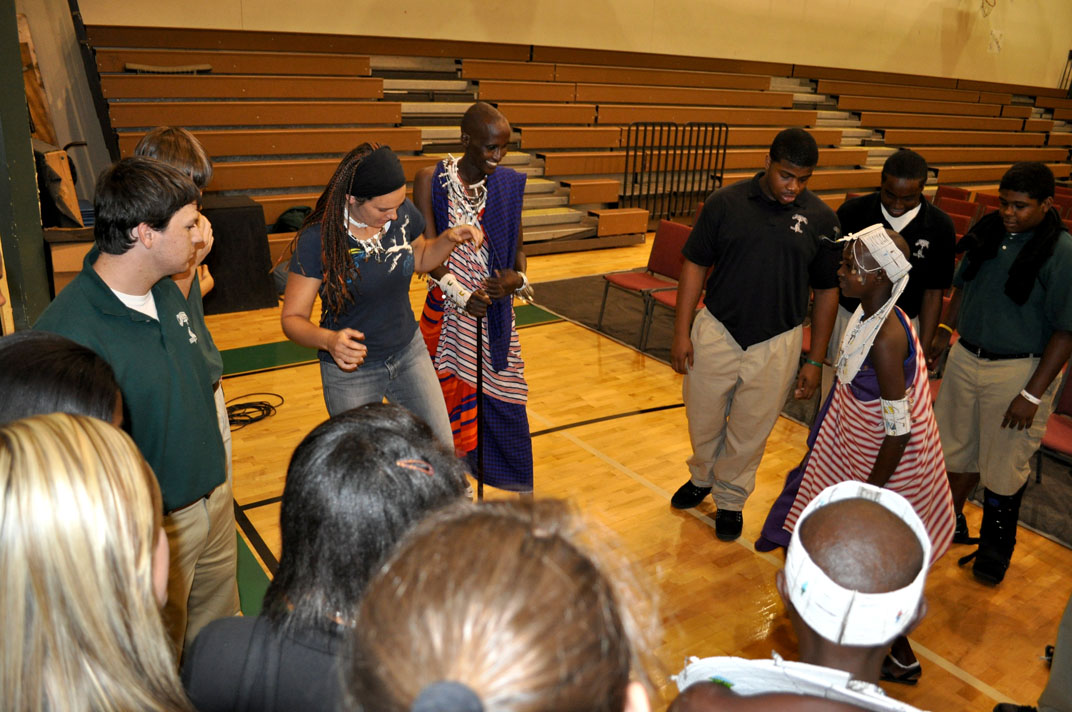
[348,146,406,199]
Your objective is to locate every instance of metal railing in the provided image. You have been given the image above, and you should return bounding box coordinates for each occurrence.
[621,121,729,221]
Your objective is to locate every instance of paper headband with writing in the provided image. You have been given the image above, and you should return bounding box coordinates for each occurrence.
[784,481,931,647]
[837,223,912,282]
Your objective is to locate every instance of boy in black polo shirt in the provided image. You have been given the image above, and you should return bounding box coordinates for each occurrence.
[829,149,956,392]
[670,128,841,541]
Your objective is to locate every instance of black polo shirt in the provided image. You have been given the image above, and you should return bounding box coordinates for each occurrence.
[683,172,842,349]
[836,191,956,317]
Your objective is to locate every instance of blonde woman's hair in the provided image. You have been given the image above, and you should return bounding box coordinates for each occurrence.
[0,413,192,712]
[348,499,660,712]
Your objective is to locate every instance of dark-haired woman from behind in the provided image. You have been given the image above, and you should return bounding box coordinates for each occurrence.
[181,403,469,711]
[0,330,122,426]
[280,144,481,447]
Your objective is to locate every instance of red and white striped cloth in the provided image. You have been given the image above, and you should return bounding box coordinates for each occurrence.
[432,239,527,405]
[784,316,954,562]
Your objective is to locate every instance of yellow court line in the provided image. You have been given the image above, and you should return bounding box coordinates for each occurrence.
[528,404,1013,706]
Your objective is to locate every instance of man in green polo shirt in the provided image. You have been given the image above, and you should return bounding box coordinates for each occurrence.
[929,162,1072,585]
[35,157,239,653]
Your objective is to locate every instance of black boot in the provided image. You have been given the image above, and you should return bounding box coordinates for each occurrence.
[958,484,1026,585]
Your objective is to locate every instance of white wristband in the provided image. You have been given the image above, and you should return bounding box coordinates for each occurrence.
[1020,389,1042,406]
[435,272,472,310]
[880,397,911,436]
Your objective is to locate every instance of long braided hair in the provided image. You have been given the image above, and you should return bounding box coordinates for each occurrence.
[299,142,379,317]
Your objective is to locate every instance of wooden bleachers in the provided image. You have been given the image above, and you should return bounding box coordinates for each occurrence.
[516,127,621,149]
[95,48,371,76]
[495,103,597,125]
[794,65,957,89]
[837,95,1004,117]
[108,101,402,128]
[594,105,817,126]
[818,79,987,103]
[83,24,1071,250]
[100,74,383,100]
[554,64,771,90]
[575,84,792,107]
[460,59,555,82]
[858,113,1023,131]
[912,147,1068,163]
[882,129,1048,146]
[116,127,423,158]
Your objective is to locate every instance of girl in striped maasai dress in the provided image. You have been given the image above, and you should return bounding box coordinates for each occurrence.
[756,225,954,686]
[414,105,533,493]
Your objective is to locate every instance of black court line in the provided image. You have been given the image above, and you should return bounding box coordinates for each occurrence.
[531,402,683,437]
[235,404,685,515]
[233,501,279,576]
[240,494,284,511]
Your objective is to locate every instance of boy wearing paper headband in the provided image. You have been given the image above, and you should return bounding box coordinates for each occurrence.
[757,225,954,684]
[673,482,930,712]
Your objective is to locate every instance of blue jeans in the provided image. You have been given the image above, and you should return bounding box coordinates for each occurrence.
[319,328,453,449]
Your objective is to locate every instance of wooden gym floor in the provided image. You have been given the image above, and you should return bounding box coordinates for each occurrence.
[208,238,1070,711]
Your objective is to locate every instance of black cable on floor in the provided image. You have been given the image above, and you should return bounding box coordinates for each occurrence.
[226,392,284,430]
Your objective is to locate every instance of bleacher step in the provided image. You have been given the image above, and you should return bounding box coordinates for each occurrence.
[817,118,863,128]
[769,77,813,92]
[370,56,457,73]
[521,206,585,227]
[387,90,475,103]
[524,178,558,194]
[383,78,469,92]
[522,222,598,243]
[423,151,533,167]
[418,126,462,143]
[401,102,472,116]
[522,194,570,209]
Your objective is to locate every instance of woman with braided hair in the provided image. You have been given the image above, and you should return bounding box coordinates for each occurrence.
[282,144,480,446]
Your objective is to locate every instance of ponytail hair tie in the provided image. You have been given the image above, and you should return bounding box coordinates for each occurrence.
[411,681,483,712]
[395,458,435,476]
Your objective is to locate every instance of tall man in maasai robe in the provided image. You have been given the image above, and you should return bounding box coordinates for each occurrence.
[416,102,533,493]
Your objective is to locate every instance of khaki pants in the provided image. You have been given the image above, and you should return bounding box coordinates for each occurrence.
[683,309,802,510]
[162,454,240,657]
[934,343,1057,496]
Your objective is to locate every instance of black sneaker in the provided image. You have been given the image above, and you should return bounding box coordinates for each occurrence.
[993,705,1036,712]
[671,481,711,509]
[715,509,743,541]
[953,512,978,545]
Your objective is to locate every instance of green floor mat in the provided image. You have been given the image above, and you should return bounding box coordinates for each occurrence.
[220,306,557,377]
[236,532,271,616]
[515,303,559,327]
[222,341,317,376]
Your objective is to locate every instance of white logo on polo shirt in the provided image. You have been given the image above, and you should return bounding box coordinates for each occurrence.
[790,214,808,233]
[914,239,930,259]
[175,312,198,344]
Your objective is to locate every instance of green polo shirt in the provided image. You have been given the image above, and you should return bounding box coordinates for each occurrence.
[954,229,1072,355]
[187,271,224,383]
[34,247,225,511]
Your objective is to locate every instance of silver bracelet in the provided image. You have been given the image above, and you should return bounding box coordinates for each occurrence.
[514,271,534,300]
[1019,389,1042,406]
